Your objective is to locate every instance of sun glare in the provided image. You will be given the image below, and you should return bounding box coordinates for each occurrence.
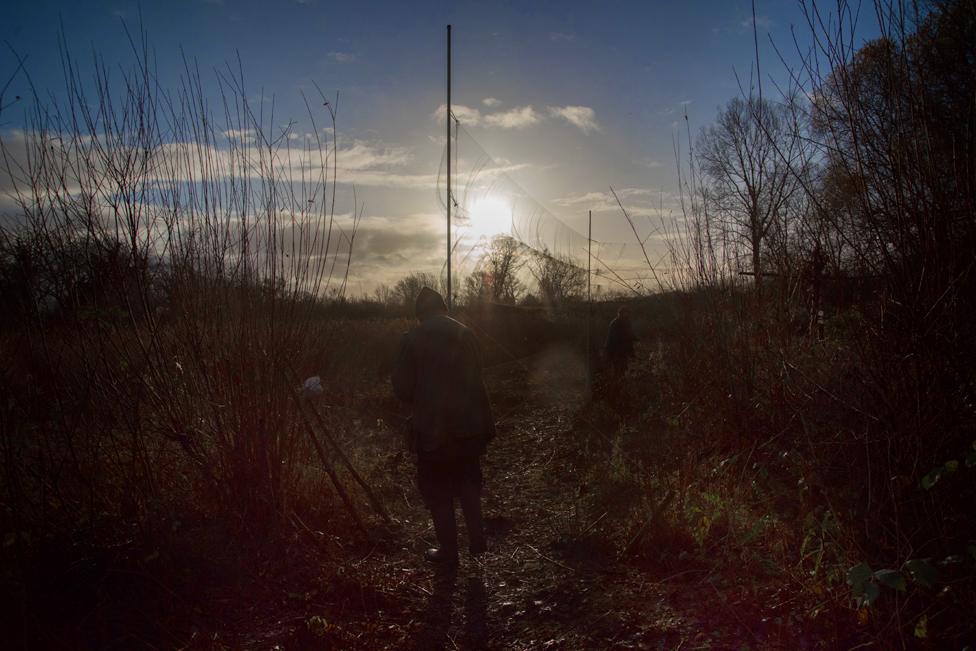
[466,196,512,241]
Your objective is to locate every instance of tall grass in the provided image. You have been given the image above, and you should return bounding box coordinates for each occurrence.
[604,0,976,641]
[0,28,363,556]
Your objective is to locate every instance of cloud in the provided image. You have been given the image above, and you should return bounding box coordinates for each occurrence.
[636,158,663,169]
[222,128,258,142]
[344,212,448,285]
[449,104,485,124]
[435,103,597,132]
[2,125,440,208]
[0,129,29,194]
[155,135,419,188]
[339,140,411,170]
[353,213,441,257]
[433,104,541,130]
[0,127,450,288]
[547,105,601,134]
[482,97,501,107]
[337,169,439,189]
[328,51,356,63]
[483,106,541,129]
[553,187,674,216]
[549,32,575,42]
[452,161,530,188]
[316,140,438,188]
[553,191,612,207]
[740,15,772,31]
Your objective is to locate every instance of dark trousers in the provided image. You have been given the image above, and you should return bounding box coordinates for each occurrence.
[417,454,485,554]
[607,354,630,376]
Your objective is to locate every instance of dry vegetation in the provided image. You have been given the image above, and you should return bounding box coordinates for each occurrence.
[593,0,976,645]
[0,0,974,648]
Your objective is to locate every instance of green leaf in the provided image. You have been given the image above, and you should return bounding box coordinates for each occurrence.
[968,545,976,563]
[941,554,964,566]
[944,459,959,473]
[914,614,928,639]
[847,562,873,589]
[874,569,907,592]
[965,450,976,468]
[856,581,880,608]
[920,466,943,490]
[848,563,878,607]
[903,558,939,588]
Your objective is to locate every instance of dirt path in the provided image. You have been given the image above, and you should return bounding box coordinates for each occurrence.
[217,354,854,650]
[337,362,687,650]
[277,359,734,650]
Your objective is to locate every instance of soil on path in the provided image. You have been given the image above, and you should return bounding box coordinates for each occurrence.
[206,351,857,650]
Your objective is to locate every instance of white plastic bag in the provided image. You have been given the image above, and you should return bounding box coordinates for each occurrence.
[302,375,323,398]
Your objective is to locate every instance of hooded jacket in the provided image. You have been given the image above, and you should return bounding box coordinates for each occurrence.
[392,313,495,457]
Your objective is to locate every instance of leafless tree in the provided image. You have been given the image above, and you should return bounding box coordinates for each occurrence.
[392,271,440,311]
[371,282,396,307]
[529,248,585,307]
[697,96,805,288]
[465,235,525,304]
[0,28,367,537]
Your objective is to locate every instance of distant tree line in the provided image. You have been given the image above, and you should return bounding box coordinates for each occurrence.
[375,236,588,314]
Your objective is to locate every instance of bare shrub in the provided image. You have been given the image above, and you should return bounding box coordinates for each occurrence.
[463,235,525,305]
[696,96,806,289]
[529,247,586,308]
[392,270,441,313]
[612,1,976,641]
[0,31,361,544]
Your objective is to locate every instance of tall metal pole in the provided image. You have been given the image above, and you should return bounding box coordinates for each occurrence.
[587,209,593,398]
[446,24,452,310]
[587,210,592,304]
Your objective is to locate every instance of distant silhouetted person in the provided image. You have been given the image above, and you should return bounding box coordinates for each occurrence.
[604,305,636,375]
[392,287,495,564]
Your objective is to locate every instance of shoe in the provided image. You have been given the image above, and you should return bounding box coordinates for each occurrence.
[424,548,458,564]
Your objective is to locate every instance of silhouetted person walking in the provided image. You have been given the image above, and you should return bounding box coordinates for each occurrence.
[392,287,494,564]
[604,305,636,376]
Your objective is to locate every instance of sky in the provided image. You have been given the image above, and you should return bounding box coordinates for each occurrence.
[0,0,882,296]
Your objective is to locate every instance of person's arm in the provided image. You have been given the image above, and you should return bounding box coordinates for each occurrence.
[391,332,415,403]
